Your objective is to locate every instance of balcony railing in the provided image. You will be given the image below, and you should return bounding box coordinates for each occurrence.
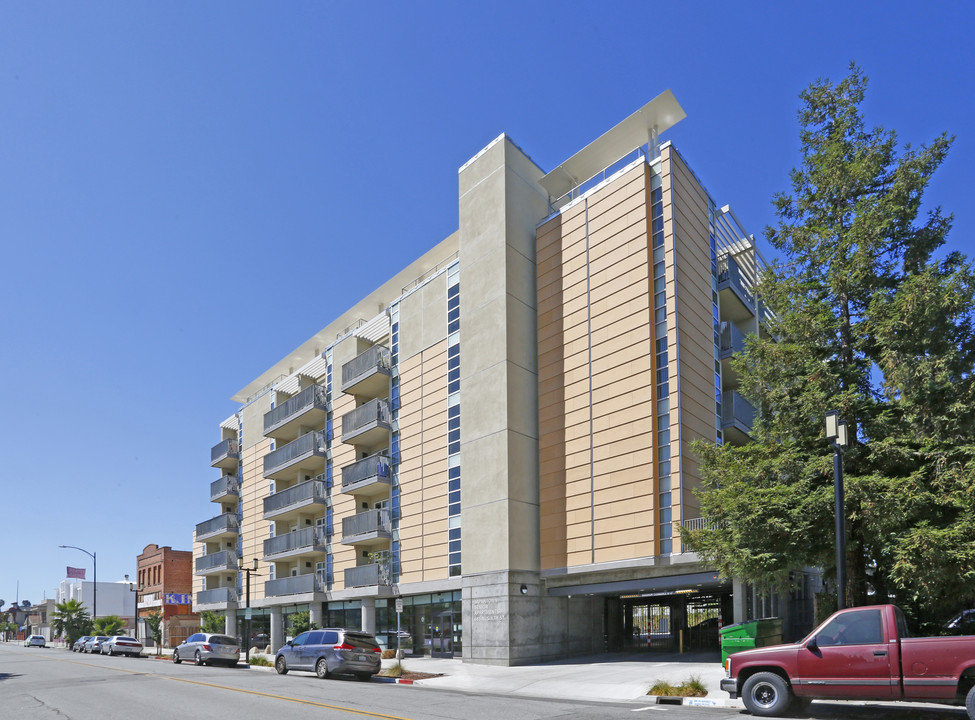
[341,398,392,444]
[721,390,756,431]
[265,574,324,597]
[195,513,238,540]
[719,323,747,357]
[341,453,391,494]
[344,563,391,588]
[210,438,239,467]
[263,384,328,436]
[679,517,724,533]
[341,509,391,543]
[341,345,392,395]
[263,479,327,517]
[195,551,238,574]
[210,475,239,501]
[263,527,327,558]
[717,256,756,312]
[196,587,238,605]
[263,431,327,478]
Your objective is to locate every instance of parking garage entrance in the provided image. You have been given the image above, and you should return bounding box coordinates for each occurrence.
[621,592,732,653]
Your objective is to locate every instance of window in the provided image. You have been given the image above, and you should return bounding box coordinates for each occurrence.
[816,609,883,646]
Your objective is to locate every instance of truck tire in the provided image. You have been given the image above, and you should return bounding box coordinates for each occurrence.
[742,672,793,717]
[966,684,975,720]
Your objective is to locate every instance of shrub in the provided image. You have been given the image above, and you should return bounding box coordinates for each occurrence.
[648,676,707,697]
[248,655,272,667]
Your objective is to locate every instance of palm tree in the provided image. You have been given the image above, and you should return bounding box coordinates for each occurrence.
[52,599,92,647]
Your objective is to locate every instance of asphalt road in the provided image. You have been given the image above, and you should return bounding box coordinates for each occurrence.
[1,644,969,720]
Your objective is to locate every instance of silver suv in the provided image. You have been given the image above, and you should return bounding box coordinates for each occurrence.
[172,633,240,667]
[274,629,381,680]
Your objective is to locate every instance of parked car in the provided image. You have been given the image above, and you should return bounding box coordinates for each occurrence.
[274,629,381,680]
[72,636,93,652]
[101,636,143,657]
[943,609,975,636]
[172,633,240,667]
[84,636,110,653]
[24,635,45,647]
[721,604,975,717]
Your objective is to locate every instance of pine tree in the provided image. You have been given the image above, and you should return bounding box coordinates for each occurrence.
[685,64,975,626]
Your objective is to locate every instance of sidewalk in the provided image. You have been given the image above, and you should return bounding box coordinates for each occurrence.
[381,651,735,706]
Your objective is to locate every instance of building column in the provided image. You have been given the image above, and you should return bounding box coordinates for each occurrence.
[360,598,375,634]
[270,606,283,652]
[225,610,237,638]
[310,603,323,629]
[732,579,746,624]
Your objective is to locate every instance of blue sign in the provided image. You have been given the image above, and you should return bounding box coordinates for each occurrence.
[164,593,192,606]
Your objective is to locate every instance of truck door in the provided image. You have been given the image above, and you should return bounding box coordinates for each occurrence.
[795,607,894,700]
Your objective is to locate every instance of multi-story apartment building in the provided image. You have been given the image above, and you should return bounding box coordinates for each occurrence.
[194,90,776,665]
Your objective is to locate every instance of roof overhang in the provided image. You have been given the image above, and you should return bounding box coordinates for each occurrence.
[538,89,686,200]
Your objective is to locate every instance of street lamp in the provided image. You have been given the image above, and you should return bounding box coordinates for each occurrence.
[59,545,96,620]
[240,559,261,665]
[825,411,849,611]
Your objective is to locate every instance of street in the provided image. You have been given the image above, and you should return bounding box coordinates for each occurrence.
[1,643,969,720]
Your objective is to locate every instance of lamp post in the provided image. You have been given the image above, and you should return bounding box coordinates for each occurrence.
[240,559,260,665]
[59,545,96,620]
[825,411,849,611]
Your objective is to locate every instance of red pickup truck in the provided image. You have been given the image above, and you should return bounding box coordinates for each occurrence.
[720,604,975,717]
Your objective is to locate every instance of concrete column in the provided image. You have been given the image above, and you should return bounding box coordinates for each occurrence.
[270,607,283,652]
[310,603,323,629]
[732,579,746,624]
[360,598,375,634]
[225,610,237,639]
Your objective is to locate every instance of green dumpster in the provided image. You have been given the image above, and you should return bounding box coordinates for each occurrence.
[719,618,783,665]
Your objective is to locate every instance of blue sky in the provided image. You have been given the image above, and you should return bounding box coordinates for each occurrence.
[2,2,972,607]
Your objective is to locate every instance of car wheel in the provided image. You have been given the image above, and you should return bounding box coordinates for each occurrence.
[965,684,975,720]
[109,646,115,656]
[195,650,205,666]
[275,656,288,675]
[173,649,181,664]
[742,672,792,717]
[315,657,330,679]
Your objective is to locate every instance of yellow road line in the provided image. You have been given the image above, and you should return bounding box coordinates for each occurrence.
[9,649,412,720]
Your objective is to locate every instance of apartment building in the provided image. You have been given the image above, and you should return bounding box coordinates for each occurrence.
[194,91,774,665]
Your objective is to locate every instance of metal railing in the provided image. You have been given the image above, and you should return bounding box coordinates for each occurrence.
[263,480,327,515]
[548,146,651,215]
[679,517,722,533]
[344,563,391,588]
[197,587,238,605]
[263,431,326,476]
[195,513,238,538]
[210,438,239,464]
[263,527,326,557]
[721,391,756,430]
[264,385,328,434]
[341,399,391,438]
[342,509,391,539]
[341,453,391,490]
[265,574,323,596]
[210,475,239,500]
[342,345,391,387]
[717,256,756,309]
[195,551,238,573]
[719,324,747,356]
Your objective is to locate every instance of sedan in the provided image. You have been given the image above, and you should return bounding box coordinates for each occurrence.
[73,636,93,652]
[24,635,46,647]
[172,633,240,667]
[101,636,143,657]
[84,636,110,653]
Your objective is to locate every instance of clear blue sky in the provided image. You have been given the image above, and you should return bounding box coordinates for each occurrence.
[2,2,972,607]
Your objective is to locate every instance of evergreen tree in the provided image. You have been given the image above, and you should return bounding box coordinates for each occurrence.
[685,64,975,626]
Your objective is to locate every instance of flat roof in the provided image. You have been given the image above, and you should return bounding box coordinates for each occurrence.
[538,90,686,199]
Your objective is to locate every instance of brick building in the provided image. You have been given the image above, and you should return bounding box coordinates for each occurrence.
[136,543,198,647]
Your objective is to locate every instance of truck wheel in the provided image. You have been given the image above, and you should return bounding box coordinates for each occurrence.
[742,672,792,717]
[965,684,975,720]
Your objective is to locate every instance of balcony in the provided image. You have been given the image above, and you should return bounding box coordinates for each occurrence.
[341,398,392,448]
[721,390,756,445]
[262,527,328,561]
[263,431,327,480]
[344,563,391,589]
[195,551,238,576]
[263,479,328,521]
[210,475,239,502]
[196,587,238,606]
[719,323,747,359]
[342,345,392,397]
[210,438,239,469]
[341,509,391,547]
[195,513,239,542]
[265,574,324,597]
[341,453,391,497]
[717,256,757,324]
[263,384,328,442]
